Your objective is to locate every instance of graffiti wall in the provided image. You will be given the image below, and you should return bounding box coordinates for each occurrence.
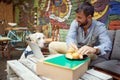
[15,0,120,41]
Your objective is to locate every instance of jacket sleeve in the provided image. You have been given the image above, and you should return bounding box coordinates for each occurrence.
[66,20,78,48]
[94,23,112,55]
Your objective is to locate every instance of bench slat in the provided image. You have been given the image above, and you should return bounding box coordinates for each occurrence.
[7,60,41,80]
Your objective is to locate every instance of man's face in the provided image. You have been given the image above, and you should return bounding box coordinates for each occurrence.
[75,11,88,27]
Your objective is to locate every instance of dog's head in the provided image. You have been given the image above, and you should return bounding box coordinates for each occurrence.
[26,32,45,48]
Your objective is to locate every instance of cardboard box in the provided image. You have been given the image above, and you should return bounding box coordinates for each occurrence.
[36,54,90,80]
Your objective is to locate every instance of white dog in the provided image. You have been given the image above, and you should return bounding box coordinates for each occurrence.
[18,32,46,73]
[20,32,45,60]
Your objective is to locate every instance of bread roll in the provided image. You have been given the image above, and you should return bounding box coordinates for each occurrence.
[72,52,80,59]
[65,53,73,59]
[79,54,83,59]
[66,47,83,59]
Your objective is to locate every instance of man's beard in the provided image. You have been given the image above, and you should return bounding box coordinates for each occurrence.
[79,19,88,27]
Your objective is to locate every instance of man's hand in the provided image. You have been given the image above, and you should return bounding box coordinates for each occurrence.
[69,42,78,51]
[77,45,97,55]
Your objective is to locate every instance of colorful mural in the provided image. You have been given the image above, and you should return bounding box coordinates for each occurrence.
[91,0,110,24]
[108,1,120,30]
[15,0,120,41]
[15,0,34,27]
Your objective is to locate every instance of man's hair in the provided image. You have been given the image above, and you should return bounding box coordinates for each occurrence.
[75,2,94,17]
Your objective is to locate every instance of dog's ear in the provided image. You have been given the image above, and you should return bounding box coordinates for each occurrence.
[26,35,31,41]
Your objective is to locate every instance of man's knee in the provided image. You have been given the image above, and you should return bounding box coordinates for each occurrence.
[48,42,58,54]
[49,42,56,50]
[48,41,67,54]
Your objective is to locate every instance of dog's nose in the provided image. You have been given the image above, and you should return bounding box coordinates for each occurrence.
[44,43,48,47]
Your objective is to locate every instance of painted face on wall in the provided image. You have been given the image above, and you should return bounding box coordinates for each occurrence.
[75,11,88,27]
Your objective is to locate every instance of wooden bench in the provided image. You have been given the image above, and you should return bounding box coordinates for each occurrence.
[7,59,112,80]
[80,69,112,80]
[7,60,42,80]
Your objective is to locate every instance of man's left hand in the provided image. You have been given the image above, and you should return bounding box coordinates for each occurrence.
[77,45,96,55]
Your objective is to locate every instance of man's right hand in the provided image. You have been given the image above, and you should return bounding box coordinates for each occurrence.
[69,42,78,51]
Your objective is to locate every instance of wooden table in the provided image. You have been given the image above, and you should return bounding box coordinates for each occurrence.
[5,27,28,31]
[0,37,11,59]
